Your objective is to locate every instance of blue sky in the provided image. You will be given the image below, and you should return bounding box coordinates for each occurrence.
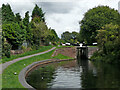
[0,0,120,37]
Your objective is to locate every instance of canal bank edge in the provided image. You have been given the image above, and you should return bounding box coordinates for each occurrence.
[19,58,76,89]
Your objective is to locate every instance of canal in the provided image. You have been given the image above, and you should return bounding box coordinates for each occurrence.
[26,59,120,89]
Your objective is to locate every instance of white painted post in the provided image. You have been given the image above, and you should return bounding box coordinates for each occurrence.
[80,43,83,47]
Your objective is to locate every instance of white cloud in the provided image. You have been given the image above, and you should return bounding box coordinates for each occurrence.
[0,0,120,38]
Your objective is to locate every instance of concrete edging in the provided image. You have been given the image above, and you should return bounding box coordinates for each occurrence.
[19,58,76,89]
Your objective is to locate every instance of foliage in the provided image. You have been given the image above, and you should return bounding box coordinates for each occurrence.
[0,8,2,58]
[23,11,29,26]
[31,4,59,47]
[79,6,120,44]
[2,22,26,49]
[47,28,59,45]
[2,3,15,24]
[15,13,22,23]
[61,31,71,42]
[1,3,59,58]
[2,3,27,57]
[61,31,79,43]
[92,23,120,64]
[0,8,2,25]
[32,4,45,22]
[23,11,32,47]
[31,20,49,49]
[2,40,11,58]
[31,16,59,47]
[50,29,59,41]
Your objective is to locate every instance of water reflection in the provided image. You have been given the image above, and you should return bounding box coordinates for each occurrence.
[26,59,120,89]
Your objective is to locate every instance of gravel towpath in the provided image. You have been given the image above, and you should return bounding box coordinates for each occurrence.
[0,47,56,74]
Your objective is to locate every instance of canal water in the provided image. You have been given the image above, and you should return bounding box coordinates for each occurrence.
[26,59,120,89]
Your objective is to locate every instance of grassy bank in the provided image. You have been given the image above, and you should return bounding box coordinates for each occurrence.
[2,46,53,63]
[88,46,97,47]
[2,46,74,88]
[57,45,74,48]
[52,53,73,59]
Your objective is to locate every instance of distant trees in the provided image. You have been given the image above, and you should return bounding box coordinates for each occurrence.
[61,31,71,43]
[61,31,79,44]
[79,6,120,44]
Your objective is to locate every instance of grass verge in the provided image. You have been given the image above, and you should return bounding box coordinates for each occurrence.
[88,46,97,47]
[57,45,74,49]
[2,46,53,63]
[51,53,73,59]
[2,46,74,88]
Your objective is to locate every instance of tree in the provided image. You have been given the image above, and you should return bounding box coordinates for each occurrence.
[23,11,32,47]
[61,31,79,43]
[2,22,26,49]
[30,5,51,48]
[0,7,1,25]
[23,11,29,26]
[61,31,71,42]
[50,29,59,41]
[31,20,49,49]
[95,23,120,63]
[2,3,15,24]
[71,31,79,40]
[32,4,45,22]
[45,28,59,45]
[2,39,11,58]
[96,23,119,53]
[2,3,26,58]
[0,8,2,58]
[79,6,120,44]
[15,13,22,23]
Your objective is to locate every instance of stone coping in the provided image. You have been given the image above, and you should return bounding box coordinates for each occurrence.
[19,58,76,89]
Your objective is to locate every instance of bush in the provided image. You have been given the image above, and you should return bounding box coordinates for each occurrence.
[90,51,102,61]
[2,42,11,58]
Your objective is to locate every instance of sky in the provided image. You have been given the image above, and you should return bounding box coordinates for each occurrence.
[0,0,120,38]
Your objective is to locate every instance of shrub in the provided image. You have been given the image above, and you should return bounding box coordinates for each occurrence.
[2,41,11,58]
